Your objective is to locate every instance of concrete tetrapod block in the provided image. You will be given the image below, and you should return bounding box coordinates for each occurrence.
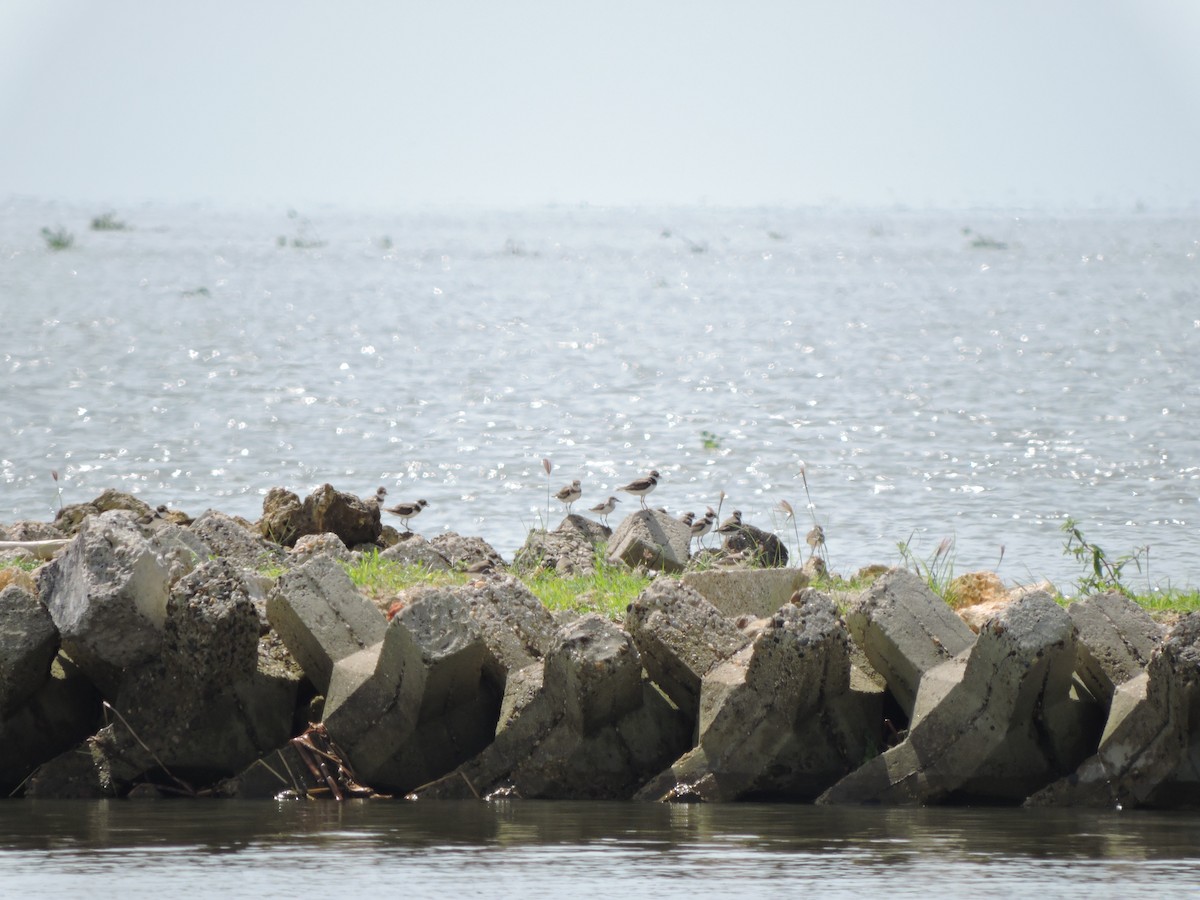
[37,510,174,695]
[0,585,60,716]
[455,575,560,689]
[818,591,1080,805]
[1026,612,1200,809]
[1068,591,1164,706]
[844,568,976,718]
[267,555,388,695]
[608,510,692,574]
[84,559,299,792]
[681,568,809,619]
[625,578,750,722]
[637,591,877,802]
[410,615,692,801]
[321,588,497,794]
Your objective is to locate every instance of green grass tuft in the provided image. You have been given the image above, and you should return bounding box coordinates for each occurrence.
[522,550,651,619]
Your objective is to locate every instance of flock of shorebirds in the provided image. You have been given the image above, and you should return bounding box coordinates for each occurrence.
[372,469,824,555]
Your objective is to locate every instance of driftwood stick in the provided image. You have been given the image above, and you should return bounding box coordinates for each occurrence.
[0,539,70,560]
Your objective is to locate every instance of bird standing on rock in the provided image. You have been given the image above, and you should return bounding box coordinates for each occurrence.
[588,495,620,526]
[678,511,695,528]
[555,479,582,512]
[691,509,716,548]
[617,469,660,508]
[383,498,428,532]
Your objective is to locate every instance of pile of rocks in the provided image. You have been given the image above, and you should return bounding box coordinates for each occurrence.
[1,488,1197,807]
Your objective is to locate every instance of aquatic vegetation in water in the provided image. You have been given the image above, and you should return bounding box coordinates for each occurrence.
[278,208,326,249]
[90,212,128,231]
[40,226,74,250]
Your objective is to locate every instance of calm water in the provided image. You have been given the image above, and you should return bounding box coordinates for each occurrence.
[2,199,1198,588]
[2,800,1199,898]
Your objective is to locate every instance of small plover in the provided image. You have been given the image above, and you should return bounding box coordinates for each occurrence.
[383,498,428,532]
[717,509,743,536]
[617,469,660,508]
[588,495,620,526]
[554,479,582,512]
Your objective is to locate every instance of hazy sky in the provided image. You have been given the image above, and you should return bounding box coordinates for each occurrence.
[2,1,1199,210]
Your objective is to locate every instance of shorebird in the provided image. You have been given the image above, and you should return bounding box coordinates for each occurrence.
[691,509,716,548]
[383,498,428,532]
[554,479,582,512]
[717,509,743,537]
[678,511,695,528]
[589,495,620,526]
[617,469,660,508]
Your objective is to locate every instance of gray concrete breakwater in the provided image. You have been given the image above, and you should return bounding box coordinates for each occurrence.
[1,485,1197,807]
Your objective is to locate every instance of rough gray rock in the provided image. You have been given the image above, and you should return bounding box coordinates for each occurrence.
[302,483,382,549]
[53,489,156,535]
[289,532,353,564]
[819,591,1083,805]
[189,509,281,570]
[430,533,507,572]
[719,521,789,567]
[379,535,452,570]
[844,568,977,717]
[607,510,691,574]
[267,555,388,694]
[514,522,599,577]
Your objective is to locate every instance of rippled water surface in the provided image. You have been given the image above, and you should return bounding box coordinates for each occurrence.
[3,200,1197,586]
[2,800,1199,898]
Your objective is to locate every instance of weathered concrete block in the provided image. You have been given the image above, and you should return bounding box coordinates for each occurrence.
[164,559,261,681]
[639,592,873,802]
[819,591,1080,805]
[267,555,387,694]
[321,589,497,793]
[1027,612,1200,809]
[410,616,691,801]
[545,614,643,736]
[608,510,691,574]
[625,578,750,718]
[37,510,174,694]
[82,562,300,792]
[0,584,60,716]
[681,568,809,618]
[1069,591,1164,706]
[458,576,559,685]
[844,568,976,717]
